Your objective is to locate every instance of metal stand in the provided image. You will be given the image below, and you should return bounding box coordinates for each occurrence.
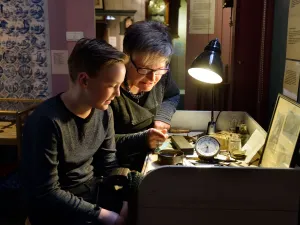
[207,85,216,134]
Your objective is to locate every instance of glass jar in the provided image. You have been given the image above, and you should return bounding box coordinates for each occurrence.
[239,123,250,146]
[228,134,242,154]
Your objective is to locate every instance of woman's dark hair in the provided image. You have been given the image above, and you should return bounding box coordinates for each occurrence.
[123,21,173,59]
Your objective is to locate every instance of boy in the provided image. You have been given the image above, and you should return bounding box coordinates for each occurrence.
[21,38,139,225]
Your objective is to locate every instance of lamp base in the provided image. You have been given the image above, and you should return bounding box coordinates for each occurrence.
[207,121,216,135]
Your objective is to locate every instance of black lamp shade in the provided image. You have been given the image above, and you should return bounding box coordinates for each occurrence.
[188,38,223,84]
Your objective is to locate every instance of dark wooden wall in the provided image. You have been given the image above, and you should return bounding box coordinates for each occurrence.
[232,0,274,128]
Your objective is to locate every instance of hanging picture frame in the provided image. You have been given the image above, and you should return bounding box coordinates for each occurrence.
[95,0,104,9]
[260,94,300,168]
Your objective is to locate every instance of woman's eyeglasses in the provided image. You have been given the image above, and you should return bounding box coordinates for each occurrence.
[130,57,169,76]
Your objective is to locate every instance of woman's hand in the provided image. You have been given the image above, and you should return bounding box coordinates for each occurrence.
[153,121,171,131]
[147,128,168,149]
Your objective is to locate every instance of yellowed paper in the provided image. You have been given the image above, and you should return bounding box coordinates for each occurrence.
[242,129,266,164]
[119,35,124,52]
[51,50,69,75]
[286,0,300,60]
[189,0,215,34]
[108,36,117,47]
[283,60,300,101]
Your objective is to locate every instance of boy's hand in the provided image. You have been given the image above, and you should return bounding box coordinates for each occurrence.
[98,201,128,225]
[114,216,125,225]
[119,201,128,220]
[98,208,120,225]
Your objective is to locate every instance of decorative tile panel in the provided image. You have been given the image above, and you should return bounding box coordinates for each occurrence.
[0,0,50,102]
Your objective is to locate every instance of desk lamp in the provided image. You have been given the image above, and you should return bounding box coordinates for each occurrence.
[188,38,223,135]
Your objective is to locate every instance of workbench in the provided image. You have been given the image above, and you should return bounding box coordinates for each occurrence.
[137,111,300,225]
[141,110,266,175]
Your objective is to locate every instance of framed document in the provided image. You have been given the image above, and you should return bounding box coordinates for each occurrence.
[260,94,300,168]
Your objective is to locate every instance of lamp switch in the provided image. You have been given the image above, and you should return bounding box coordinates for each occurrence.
[207,121,216,135]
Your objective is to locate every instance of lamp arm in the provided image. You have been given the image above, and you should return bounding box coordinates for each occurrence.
[207,85,216,135]
[211,85,214,122]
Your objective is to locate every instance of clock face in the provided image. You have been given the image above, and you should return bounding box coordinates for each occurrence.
[195,135,220,158]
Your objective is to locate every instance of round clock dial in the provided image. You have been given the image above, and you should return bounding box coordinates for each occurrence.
[195,135,220,159]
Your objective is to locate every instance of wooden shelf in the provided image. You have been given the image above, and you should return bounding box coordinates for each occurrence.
[95,9,137,17]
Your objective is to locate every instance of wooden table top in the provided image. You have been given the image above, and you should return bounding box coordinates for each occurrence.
[0,121,17,145]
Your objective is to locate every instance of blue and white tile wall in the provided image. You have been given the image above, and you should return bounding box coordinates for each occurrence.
[0,0,51,102]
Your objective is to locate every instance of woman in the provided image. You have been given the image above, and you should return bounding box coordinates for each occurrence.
[110,21,180,171]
